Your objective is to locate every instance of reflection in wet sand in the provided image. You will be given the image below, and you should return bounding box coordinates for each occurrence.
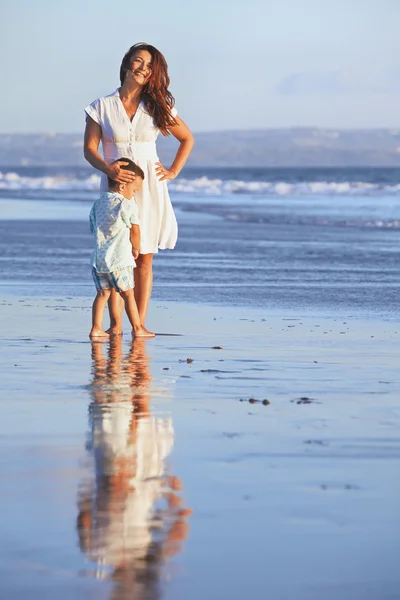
[77,338,191,599]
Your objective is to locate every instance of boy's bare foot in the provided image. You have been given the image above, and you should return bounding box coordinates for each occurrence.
[89,327,110,339]
[106,327,123,336]
[133,326,155,338]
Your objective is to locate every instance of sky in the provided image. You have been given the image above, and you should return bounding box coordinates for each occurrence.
[1,0,399,133]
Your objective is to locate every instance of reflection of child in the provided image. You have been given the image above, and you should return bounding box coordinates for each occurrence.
[89,158,154,339]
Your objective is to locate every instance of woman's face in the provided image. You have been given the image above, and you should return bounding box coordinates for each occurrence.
[127,50,152,87]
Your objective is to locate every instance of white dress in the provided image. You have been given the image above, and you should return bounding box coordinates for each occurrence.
[85,89,178,254]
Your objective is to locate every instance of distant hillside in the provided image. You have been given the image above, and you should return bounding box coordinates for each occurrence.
[1,129,400,167]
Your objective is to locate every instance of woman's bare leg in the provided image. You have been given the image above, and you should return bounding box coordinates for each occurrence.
[119,290,155,337]
[107,288,124,335]
[134,253,154,328]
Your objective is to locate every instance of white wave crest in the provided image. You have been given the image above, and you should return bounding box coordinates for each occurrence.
[168,177,400,196]
[0,171,101,191]
[1,171,400,196]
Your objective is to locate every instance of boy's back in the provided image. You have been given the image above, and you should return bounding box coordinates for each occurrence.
[90,192,140,274]
[88,157,153,340]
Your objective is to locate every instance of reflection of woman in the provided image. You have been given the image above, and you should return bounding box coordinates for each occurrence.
[84,43,194,332]
[77,338,191,596]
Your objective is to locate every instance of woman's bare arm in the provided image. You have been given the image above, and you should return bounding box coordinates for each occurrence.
[155,117,194,181]
[83,117,136,183]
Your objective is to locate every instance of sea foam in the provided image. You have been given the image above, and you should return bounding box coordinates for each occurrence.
[1,171,400,196]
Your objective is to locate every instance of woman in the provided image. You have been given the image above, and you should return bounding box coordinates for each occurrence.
[84,43,194,333]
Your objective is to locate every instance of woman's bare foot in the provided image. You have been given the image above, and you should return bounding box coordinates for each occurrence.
[133,326,155,338]
[89,327,110,339]
[141,325,154,335]
[106,327,123,336]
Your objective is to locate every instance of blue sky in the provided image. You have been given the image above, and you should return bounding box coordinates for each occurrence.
[1,0,399,132]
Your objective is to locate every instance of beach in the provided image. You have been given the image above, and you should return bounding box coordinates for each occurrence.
[0,167,399,599]
[0,296,399,599]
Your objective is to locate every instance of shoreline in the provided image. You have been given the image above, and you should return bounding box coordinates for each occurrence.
[1,190,399,319]
[1,287,399,323]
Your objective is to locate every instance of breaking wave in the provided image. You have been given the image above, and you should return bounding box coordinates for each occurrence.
[1,171,400,196]
[169,177,400,196]
[0,171,101,191]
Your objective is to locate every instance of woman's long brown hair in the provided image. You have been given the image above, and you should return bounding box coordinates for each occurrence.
[120,43,177,135]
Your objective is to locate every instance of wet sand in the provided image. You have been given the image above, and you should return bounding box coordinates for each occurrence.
[0,296,399,599]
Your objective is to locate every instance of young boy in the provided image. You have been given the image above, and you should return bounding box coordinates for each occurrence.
[89,158,154,339]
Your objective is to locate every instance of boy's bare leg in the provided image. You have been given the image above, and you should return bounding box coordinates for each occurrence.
[90,289,112,338]
[119,289,155,337]
[134,253,153,331]
[107,288,124,335]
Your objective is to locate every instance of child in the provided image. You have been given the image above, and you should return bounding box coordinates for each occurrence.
[89,158,155,339]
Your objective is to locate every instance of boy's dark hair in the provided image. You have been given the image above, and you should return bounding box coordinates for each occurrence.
[108,158,145,189]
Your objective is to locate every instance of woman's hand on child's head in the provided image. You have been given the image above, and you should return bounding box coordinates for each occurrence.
[155,162,177,181]
[132,248,140,260]
[107,160,137,183]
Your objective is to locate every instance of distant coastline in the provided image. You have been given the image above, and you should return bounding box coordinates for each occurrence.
[1,129,400,167]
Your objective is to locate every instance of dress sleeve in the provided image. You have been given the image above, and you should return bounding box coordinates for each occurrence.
[84,98,101,125]
[171,106,178,118]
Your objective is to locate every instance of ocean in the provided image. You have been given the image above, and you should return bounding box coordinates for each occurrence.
[0,165,399,316]
[1,166,400,598]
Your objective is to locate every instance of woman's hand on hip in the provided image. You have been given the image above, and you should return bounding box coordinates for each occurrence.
[106,160,136,183]
[155,162,177,181]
